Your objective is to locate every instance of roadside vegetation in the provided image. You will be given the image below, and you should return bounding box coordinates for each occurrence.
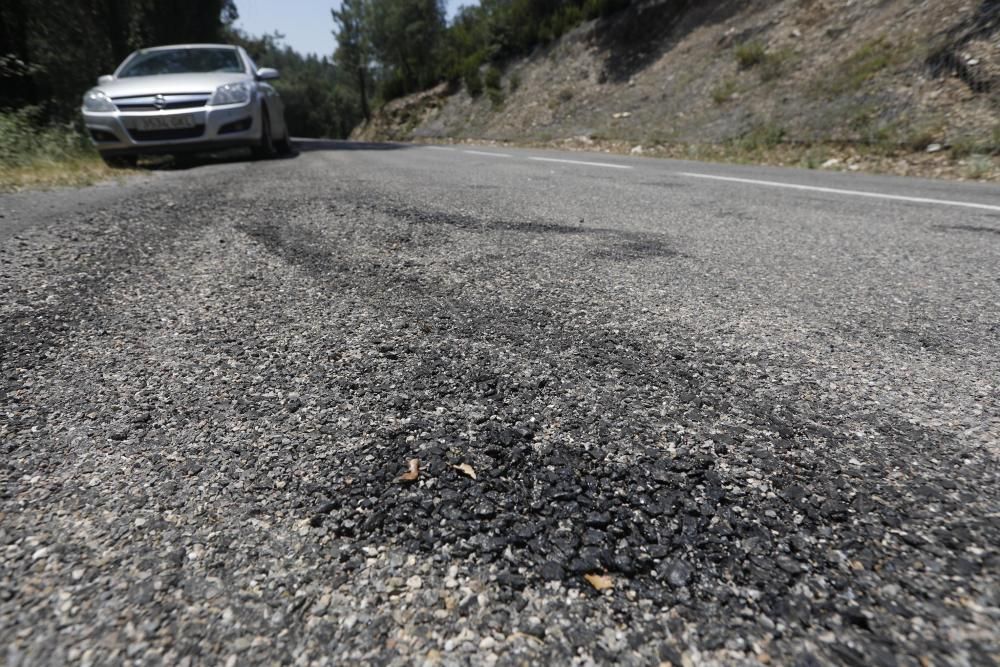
[333,0,638,122]
[0,109,120,192]
[820,37,909,97]
[360,0,1000,182]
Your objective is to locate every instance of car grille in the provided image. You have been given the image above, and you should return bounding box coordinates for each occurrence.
[127,125,206,142]
[113,93,211,112]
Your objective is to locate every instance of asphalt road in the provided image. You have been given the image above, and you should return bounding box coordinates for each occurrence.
[2,142,998,666]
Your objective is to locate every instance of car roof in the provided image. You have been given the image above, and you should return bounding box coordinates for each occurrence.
[137,44,240,52]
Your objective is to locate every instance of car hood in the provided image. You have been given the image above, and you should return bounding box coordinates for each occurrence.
[96,72,250,98]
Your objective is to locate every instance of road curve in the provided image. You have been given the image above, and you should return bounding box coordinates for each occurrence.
[2,142,998,665]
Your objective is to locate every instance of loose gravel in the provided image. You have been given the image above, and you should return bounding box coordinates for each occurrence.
[1,148,998,666]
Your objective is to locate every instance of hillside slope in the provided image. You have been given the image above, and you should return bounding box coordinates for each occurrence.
[353,0,1000,179]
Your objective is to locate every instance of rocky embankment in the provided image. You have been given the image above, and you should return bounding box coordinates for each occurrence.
[354,0,1000,180]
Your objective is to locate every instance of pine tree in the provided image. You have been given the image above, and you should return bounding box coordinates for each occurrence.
[332,0,372,121]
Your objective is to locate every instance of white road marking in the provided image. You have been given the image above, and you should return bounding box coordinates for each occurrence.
[463,150,512,158]
[425,146,456,151]
[529,157,633,170]
[678,172,1000,213]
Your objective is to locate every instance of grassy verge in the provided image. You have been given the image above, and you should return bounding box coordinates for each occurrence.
[0,109,124,192]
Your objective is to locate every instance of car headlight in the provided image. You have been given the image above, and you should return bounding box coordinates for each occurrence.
[209,82,252,106]
[82,90,116,112]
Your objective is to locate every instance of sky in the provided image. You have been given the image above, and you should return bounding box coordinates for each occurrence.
[235,0,470,59]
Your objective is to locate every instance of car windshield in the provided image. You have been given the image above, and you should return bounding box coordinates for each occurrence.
[119,48,243,77]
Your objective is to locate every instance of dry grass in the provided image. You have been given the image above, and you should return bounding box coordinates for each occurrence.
[711,79,738,105]
[820,37,910,96]
[0,157,122,192]
[0,108,127,192]
[735,41,767,69]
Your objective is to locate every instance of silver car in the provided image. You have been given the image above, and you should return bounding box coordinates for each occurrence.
[81,43,291,167]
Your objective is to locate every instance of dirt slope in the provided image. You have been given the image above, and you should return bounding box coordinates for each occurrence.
[354,0,1000,179]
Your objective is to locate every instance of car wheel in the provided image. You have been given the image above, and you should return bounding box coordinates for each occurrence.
[275,126,293,155]
[252,109,275,159]
[101,154,137,169]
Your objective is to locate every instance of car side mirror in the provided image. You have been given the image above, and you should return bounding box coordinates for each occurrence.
[97,74,114,85]
[256,67,279,81]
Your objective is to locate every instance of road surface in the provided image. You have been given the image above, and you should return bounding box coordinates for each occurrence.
[2,142,998,665]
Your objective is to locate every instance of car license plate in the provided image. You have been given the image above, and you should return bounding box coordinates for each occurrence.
[134,115,196,131]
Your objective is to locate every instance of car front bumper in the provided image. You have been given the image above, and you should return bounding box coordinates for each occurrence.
[82,101,262,155]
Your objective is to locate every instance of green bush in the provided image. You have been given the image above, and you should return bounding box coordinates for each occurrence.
[735,41,767,69]
[0,107,114,191]
[464,67,484,97]
[484,66,502,92]
[379,72,409,104]
[733,41,792,82]
[482,65,504,107]
[823,37,901,96]
[557,5,584,35]
[759,49,794,82]
[902,125,939,152]
[949,135,979,158]
[735,123,785,152]
[711,79,737,104]
[0,108,93,168]
[583,0,630,20]
[583,0,603,19]
[488,87,505,109]
[800,147,830,170]
[965,155,992,180]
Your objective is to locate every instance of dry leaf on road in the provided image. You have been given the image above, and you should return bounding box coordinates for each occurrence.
[397,458,420,482]
[453,463,477,479]
[584,573,613,590]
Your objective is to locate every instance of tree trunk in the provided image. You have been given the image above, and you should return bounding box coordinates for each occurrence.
[357,65,370,121]
[102,0,130,64]
[0,0,36,106]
